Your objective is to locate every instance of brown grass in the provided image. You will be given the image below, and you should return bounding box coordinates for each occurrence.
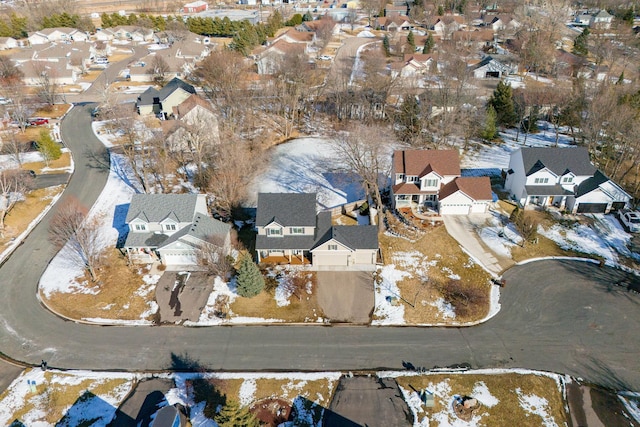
[0,186,63,245]
[333,214,357,225]
[379,225,492,324]
[5,369,132,424]
[43,250,156,321]
[394,373,568,426]
[22,152,71,173]
[33,104,70,119]
[230,270,323,322]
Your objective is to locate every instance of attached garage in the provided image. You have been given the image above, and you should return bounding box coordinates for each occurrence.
[575,203,608,214]
[439,203,471,215]
[312,251,349,267]
[161,251,197,266]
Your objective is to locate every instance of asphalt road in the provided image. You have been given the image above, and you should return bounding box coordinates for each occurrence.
[0,105,638,392]
[32,173,70,189]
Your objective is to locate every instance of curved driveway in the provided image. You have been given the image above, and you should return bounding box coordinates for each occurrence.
[0,105,638,391]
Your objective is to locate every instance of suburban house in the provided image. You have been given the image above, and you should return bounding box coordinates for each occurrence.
[0,37,18,50]
[470,55,517,79]
[391,149,493,214]
[256,40,307,75]
[163,94,221,151]
[430,15,466,38]
[481,14,521,32]
[28,27,88,45]
[255,193,379,269]
[123,193,231,267]
[504,147,630,213]
[390,53,437,79]
[135,77,196,116]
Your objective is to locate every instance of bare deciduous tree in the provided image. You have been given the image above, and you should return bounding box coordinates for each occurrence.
[331,123,392,228]
[196,235,234,277]
[32,62,59,106]
[49,198,104,281]
[148,55,170,86]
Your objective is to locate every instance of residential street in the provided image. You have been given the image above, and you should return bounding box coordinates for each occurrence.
[0,104,638,392]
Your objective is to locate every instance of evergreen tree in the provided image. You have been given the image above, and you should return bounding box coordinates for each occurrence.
[482,105,497,141]
[303,11,313,22]
[396,95,421,142]
[382,34,390,57]
[616,71,625,85]
[572,27,589,56]
[487,81,517,127]
[422,33,434,54]
[215,399,260,427]
[437,4,444,15]
[36,129,61,167]
[407,30,415,51]
[235,254,264,297]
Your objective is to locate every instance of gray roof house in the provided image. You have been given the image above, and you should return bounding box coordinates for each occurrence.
[123,193,231,268]
[504,147,630,213]
[255,193,379,270]
[135,77,196,117]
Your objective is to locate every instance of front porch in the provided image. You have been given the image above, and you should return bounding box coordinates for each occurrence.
[525,194,567,210]
[394,193,439,209]
[125,247,160,264]
[258,254,311,265]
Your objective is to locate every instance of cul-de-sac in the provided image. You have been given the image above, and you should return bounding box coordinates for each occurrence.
[0,0,639,425]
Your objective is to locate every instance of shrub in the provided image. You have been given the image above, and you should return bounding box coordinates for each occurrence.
[436,280,488,318]
[236,254,265,297]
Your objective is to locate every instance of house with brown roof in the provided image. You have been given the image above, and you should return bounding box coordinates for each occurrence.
[391,149,493,214]
[255,39,308,75]
[163,94,221,152]
[430,15,466,38]
[390,53,438,79]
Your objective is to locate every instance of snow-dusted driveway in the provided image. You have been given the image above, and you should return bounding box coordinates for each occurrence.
[443,214,514,276]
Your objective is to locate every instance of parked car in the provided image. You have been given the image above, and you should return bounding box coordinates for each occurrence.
[617,209,640,232]
[0,97,12,105]
[29,117,49,126]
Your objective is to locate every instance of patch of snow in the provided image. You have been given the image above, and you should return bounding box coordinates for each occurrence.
[539,221,618,264]
[357,30,375,37]
[239,379,256,406]
[516,388,557,427]
[472,381,499,407]
[372,265,408,325]
[429,297,455,319]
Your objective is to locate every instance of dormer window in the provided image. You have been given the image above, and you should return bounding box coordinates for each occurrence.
[267,228,282,236]
[562,176,573,184]
[424,178,438,187]
[134,224,147,231]
[165,224,176,231]
[407,176,419,183]
[396,173,405,181]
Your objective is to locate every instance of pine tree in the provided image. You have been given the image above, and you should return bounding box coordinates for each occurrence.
[235,254,264,297]
[488,81,517,127]
[215,399,260,427]
[572,27,589,56]
[382,34,390,57]
[482,106,497,141]
[36,129,61,167]
[396,95,421,142]
[422,33,434,54]
[407,30,415,51]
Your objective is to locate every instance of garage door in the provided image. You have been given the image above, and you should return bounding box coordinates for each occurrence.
[576,203,608,213]
[313,252,348,267]
[440,204,471,215]
[163,252,197,266]
[470,202,488,214]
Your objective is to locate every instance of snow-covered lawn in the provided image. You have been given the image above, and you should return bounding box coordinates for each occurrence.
[252,137,368,209]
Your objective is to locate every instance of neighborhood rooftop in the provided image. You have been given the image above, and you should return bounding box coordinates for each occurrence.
[125,193,201,223]
[393,149,461,177]
[256,193,317,227]
[521,147,597,176]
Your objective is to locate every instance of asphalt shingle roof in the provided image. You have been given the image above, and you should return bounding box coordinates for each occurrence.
[256,193,317,227]
[312,225,378,251]
[125,194,200,224]
[393,150,461,178]
[439,177,493,201]
[520,147,596,177]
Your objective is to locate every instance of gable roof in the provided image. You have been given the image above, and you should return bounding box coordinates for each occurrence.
[159,212,230,248]
[126,194,201,223]
[158,77,196,100]
[256,193,317,227]
[519,147,596,177]
[312,224,378,251]
[393,149,461,177]
[172,94,215,118]
[439,177,492,201]
[575,170,630,200]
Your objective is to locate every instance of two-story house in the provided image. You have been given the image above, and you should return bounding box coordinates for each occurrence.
[123,193,231,267]
[391,149,493,214]
[135,77,196,117]
[504,147,630,213]
[255,193,379,269]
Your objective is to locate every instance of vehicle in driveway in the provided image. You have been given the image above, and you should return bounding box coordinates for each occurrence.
[617,209,640,232]
[29,117,49,126]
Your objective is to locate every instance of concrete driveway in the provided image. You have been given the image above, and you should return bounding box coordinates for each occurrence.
[316,271,374,324]
[443,213,514,276]
[324,376,412,427]
[155,272,212,323]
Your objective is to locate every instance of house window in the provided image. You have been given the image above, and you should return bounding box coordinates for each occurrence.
[562,176,573,183]
[290,227,305,235]
[397,195,409,200]
[328,244,338,250]
[534,178,549,184]
[396,173,405,182]
[424,178,438,187]
[165,224,176,231]
[267,228,282,236]
[134,224,147,231]
[407,176,419,183]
